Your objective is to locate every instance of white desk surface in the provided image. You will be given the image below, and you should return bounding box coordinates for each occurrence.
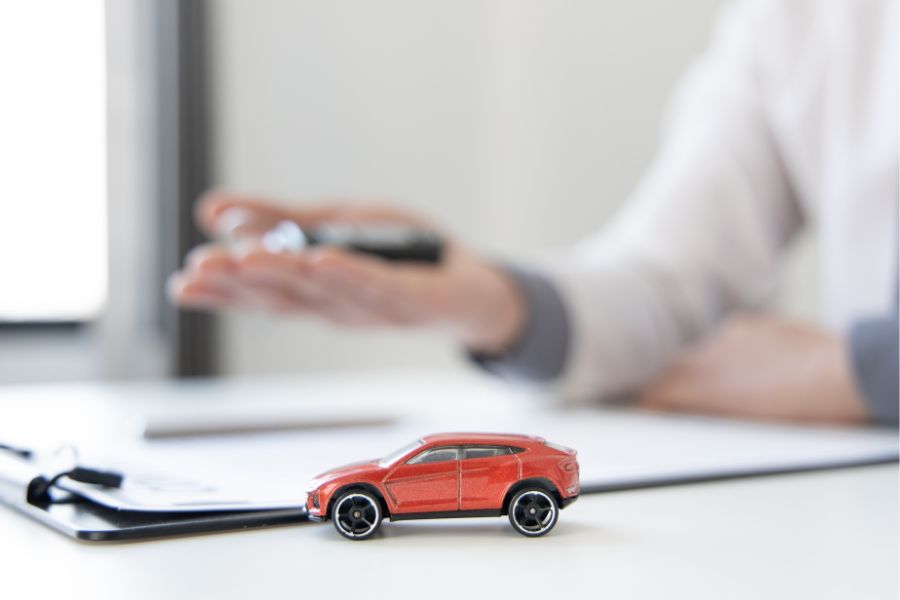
[0,372,897,600]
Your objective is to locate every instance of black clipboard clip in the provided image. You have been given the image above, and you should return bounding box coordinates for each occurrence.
[27,467,125,505]
[1,440,124,505]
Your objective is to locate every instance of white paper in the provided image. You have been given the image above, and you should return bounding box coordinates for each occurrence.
[60,408,898,512]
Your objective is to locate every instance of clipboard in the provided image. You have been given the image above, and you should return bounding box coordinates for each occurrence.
[0,491,309,541]
[0,450,309,541]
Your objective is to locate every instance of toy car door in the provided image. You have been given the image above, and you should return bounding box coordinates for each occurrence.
[459,446,520,511]
[383,446,460,513]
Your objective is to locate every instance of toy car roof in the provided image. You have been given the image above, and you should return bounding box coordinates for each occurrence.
[420,432,545,446]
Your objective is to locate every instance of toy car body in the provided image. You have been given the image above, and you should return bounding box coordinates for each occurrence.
[305,432,579,539]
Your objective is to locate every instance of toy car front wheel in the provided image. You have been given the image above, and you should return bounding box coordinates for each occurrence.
[508,488,558,537]
[331,490,383,540]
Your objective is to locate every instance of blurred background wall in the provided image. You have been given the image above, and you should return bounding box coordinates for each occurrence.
[208,0,819,377]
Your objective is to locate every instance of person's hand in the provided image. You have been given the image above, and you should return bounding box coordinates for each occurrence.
[637,313,870,424]
[167,190,527,354]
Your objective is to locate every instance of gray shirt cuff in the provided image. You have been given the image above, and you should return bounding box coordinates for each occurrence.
[849,315,899,426]
[469,267,570,382]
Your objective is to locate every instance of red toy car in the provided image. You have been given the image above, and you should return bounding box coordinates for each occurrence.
[305,433,579,540]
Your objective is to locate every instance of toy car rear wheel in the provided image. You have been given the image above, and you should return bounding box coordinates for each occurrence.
[332,490,383,540]
[508,488,558,537]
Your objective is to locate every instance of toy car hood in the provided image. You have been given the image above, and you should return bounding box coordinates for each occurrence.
[305,459,381,492]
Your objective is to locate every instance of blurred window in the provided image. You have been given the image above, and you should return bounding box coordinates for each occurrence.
[407,447,459,465]
[463,446,509,459]
[0,1,106,322]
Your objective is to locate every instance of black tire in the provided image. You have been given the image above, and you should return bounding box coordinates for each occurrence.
[331,489,383,540]
[508,487,559,537]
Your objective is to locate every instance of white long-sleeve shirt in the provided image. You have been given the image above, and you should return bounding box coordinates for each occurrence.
[477,0,898,420]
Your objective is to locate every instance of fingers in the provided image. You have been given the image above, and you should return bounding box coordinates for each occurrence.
[175,186,450,327]
[298,203,434,229]
[195,189,302,238]
[234,246,378,323]
[166,271,234,309]
[168,245,237,308]
[171,242,419,325]
[171,243,305,314]
[234,246,442,326]
[185,243,237,277]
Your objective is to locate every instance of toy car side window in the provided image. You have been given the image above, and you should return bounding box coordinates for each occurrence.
[407,446,459,465]
[507,446,525,454]
[463,446,505,459]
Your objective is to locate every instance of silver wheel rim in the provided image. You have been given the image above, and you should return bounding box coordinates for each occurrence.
[334,493,380,538]
[511,491,556,535]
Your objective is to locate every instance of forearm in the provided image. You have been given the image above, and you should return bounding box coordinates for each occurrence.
[470,267,893,429]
